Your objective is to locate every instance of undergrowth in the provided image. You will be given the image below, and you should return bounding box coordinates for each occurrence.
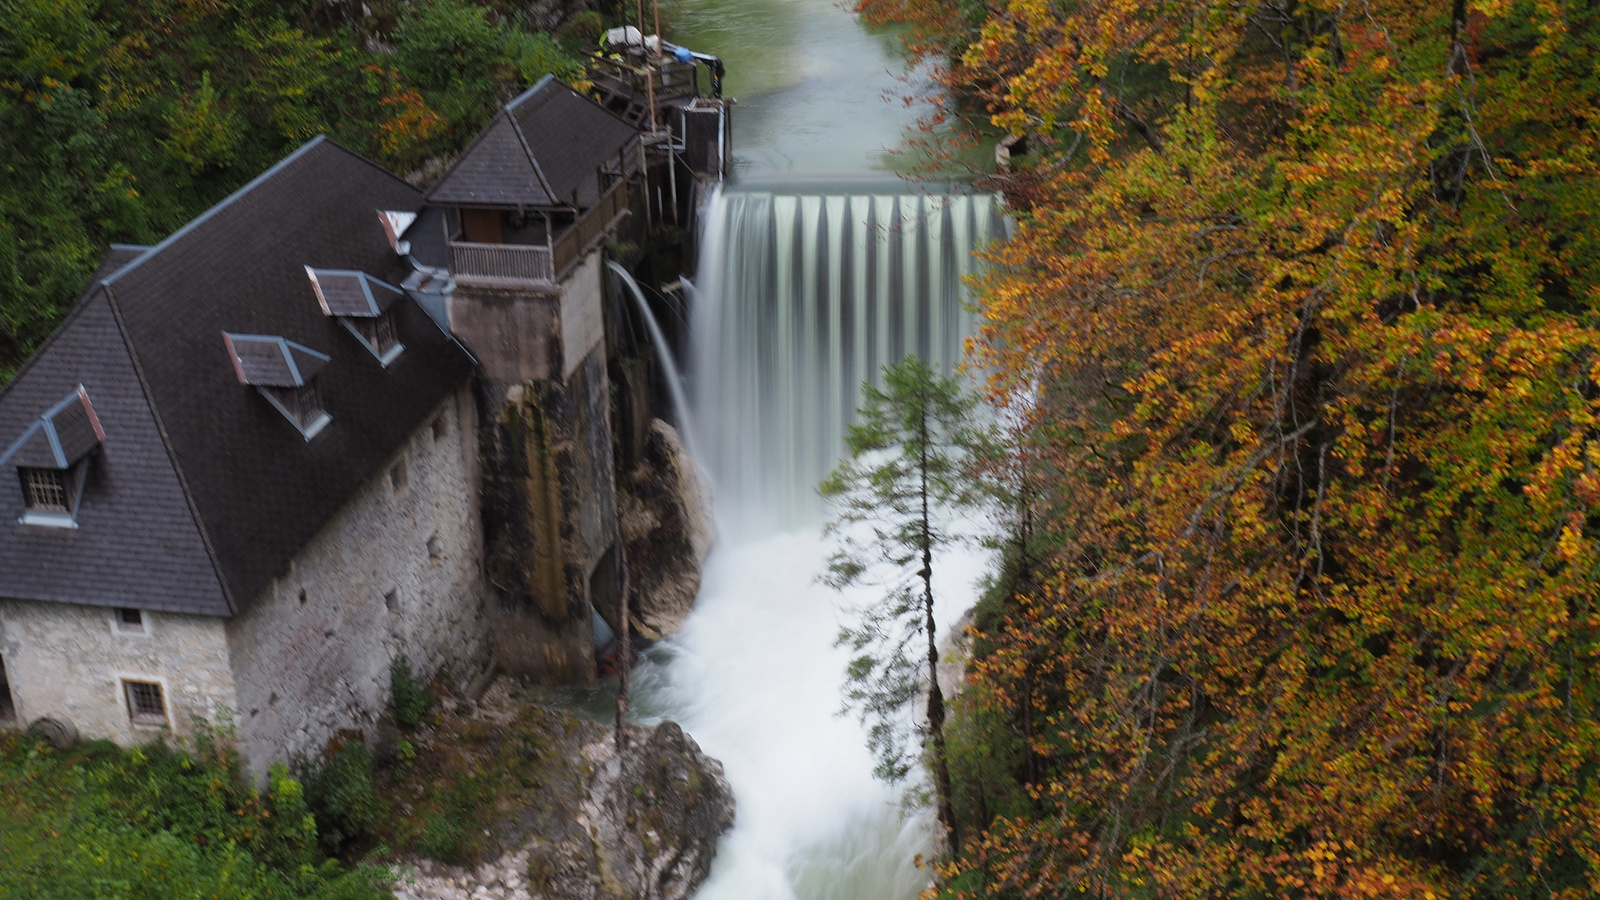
[0,725,390,899]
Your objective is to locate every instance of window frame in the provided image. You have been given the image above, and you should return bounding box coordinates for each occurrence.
[121,678,170,729]
[258,380,331,441]
[17,463,86,528]
[340,310,405,366]
[112,607,149,637]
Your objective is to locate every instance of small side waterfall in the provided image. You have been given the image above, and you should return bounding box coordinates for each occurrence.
[608,260,700,460]
[693,186,1008,526]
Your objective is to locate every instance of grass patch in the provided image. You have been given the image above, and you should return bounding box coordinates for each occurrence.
[0,727,390,899]
[371,701,600,867]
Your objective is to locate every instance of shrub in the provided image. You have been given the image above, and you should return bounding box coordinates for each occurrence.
[300,740,382,855]
[417,812,463,860]
[0,728,390,899]
[391,653,433,729]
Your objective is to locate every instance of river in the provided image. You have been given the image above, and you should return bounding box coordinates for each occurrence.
[625,0,999,898]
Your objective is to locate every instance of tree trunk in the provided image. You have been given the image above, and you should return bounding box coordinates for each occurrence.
[919,402,958,850]
[616,541,632,752]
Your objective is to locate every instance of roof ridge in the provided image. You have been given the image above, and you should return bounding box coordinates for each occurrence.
[505,73,557,112]
[0,274,113,403]
[505,105,558,205]
[101,282,237,613]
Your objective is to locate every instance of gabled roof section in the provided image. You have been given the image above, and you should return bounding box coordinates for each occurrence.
[74,136,474,614]
[0,289,228,615]
[304,268,404,318]
[222,333,330,387]
[426,77,638,211]
[0,386,105,469]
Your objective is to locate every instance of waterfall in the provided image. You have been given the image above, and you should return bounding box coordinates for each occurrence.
[632,182,1004,900]
[607,260,700,461]
[691,186,1008,528]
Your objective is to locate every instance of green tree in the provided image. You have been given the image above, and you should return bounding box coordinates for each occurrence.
[820,354,985,849]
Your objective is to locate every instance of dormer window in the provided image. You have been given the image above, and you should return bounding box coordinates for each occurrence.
[349,311,400,359]
[0,385,104,528]
[263,382,327,431]
[304,267,406,366]
[21,467,68,511]
[221,333,332,440]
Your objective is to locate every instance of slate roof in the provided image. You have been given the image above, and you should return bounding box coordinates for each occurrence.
[426,76,638,211]
[0,137,476,616]
[0,387,105,470]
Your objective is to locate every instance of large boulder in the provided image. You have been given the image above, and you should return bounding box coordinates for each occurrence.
[582,722,735,900]
[618,420,714,639]
[393,699,734,900]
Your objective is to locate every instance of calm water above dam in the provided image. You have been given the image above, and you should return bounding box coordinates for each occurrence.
[666,0,940,178]
[628,0,1001,898]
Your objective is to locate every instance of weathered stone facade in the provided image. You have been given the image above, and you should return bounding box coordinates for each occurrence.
[468,251,622,686]
[0,600,237,745]
[0,385,487,776]
[226,384,488,777]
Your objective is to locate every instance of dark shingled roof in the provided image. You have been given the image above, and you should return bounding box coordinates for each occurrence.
[0,293,227,614]
[0,136,476,616]
[426,76,638,211]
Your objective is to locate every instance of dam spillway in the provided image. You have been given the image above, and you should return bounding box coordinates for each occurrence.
[691,187,1009,526]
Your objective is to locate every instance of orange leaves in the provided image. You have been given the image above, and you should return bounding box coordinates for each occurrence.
[914,0,1600,894]
[367,65,446,167]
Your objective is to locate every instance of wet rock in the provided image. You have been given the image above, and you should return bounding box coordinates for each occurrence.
[393,703,733,900]
[619,421,715,638]
[583,721,735,900]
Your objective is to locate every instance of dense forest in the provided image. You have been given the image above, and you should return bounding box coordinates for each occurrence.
[0,0,600,382]
[844,0,1600,896]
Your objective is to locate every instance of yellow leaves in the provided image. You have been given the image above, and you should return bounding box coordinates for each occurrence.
[160,71,240,173]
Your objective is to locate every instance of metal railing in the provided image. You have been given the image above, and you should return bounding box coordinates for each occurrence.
[553,180,633,278]
[449,241,554,286]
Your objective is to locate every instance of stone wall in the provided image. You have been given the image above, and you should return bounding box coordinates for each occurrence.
[449,283,559,384]
[560,253,604,380]
[478,251,620,685]
[226,383,488,777]
[0,599,237,744]
[481,345,618,685]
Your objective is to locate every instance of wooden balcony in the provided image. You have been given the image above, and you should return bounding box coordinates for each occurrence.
[448,180,637,291]
[449,241,554,288]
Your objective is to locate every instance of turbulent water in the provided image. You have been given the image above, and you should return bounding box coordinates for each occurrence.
[625,0,1003,896]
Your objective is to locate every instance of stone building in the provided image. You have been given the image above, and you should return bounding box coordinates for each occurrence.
[404,76,644,685]
[0,78,658,775]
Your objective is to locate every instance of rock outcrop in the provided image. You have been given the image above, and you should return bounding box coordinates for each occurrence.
[617,420,714,639]
[582,722,735,900]
[393,680,733,900]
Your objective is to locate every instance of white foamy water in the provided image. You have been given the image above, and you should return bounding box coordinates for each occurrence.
[635,528,990,900]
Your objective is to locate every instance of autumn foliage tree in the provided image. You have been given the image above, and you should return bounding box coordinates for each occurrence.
[854,0,1600,896]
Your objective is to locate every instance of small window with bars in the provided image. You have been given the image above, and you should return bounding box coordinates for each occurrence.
[123,680,167,726]
[20,468,67,512]
[264,381,327,432]
[114,607,146,635]
[346,310,403,365]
